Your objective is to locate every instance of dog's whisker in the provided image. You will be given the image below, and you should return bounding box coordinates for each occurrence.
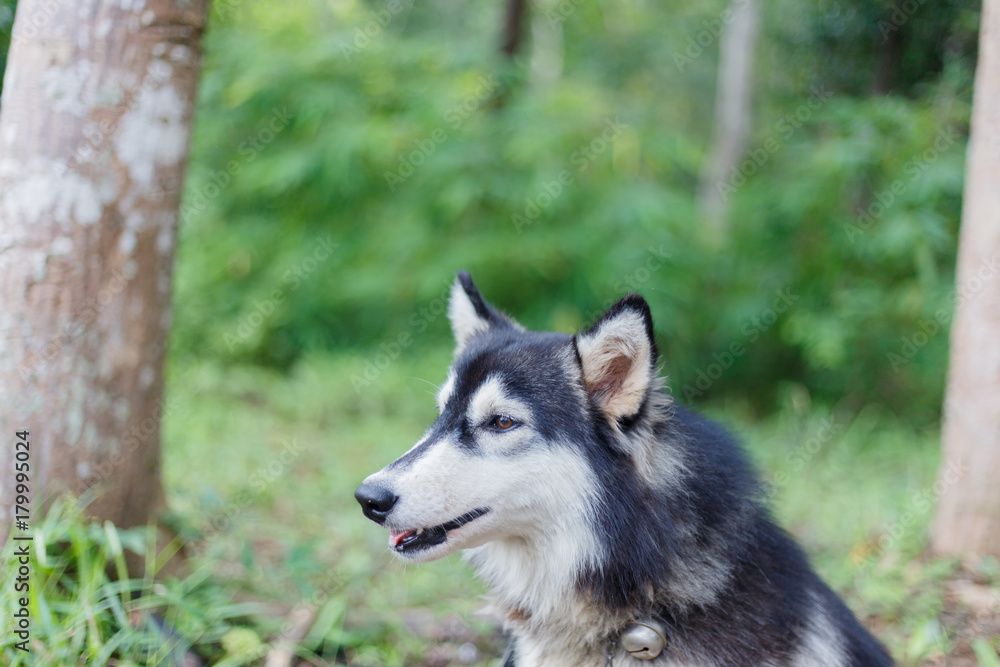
[408,376,440,391]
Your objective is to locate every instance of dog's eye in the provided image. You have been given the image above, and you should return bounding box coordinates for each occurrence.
[490,415,517,431]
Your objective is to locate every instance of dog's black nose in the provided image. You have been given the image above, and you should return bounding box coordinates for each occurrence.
[355,482,397,524]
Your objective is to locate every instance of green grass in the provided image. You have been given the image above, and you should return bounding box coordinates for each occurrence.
[3,351,999,665]
[0,499,266,666]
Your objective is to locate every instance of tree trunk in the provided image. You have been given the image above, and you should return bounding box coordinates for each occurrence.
[501,0,529,59]
[0,0,207,545]
[698,0,761,235]
[529,0,563,91]
[872,14,903,95]
[930,0,1000,560]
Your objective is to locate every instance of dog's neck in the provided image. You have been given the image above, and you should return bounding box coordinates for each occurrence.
[465,504,626,649]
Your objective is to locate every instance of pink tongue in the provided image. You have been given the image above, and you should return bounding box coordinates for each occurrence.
[390,529,415,547]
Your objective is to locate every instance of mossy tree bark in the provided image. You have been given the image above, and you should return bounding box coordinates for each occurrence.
[0,0,207,545]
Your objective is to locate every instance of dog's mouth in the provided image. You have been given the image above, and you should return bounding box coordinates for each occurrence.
[388,507,490,554]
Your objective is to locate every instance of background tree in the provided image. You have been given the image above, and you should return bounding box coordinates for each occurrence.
[931,0,1000,560]
[501,0,529,58]
[698,0,761,232]
[0,0,208,545]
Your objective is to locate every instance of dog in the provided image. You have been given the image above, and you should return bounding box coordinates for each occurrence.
[355,272,893,666]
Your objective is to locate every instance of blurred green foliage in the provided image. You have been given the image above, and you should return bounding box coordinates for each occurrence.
[167,0,977,424]
[0,0,979,421]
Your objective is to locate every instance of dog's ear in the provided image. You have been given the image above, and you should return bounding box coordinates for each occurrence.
[574,294,658,422]
[449,271,514,352]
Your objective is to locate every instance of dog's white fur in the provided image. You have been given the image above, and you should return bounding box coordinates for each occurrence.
[793,596,848,667]
[436,370,456,412]
[448,279,492,352]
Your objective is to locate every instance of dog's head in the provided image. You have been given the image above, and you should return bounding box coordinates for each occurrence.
[355,271,660,562]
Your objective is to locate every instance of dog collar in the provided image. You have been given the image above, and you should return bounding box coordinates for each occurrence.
[501,618,667,666]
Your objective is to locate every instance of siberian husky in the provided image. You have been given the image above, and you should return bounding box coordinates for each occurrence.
[356,272,893,666]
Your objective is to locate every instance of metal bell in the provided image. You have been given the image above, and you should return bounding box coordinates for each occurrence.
[620,618,666,660]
